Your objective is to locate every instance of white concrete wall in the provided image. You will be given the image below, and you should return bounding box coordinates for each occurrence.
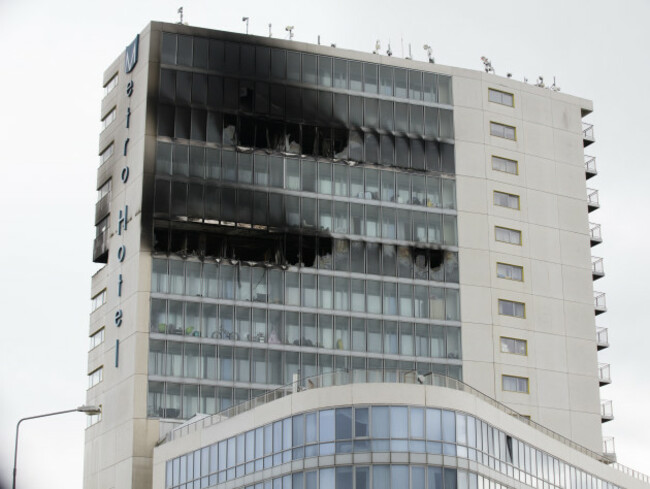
[84,23,159,489]
[453,71,602,452]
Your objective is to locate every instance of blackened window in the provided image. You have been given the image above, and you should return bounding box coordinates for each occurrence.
[193,37,208,69]
[255,46,270,78]
[240,44,255,75]
[161,33,176,64]
[287,51,300,82]
[208,39,224,71]
[271,49,286,80]
[177,35,193,67]
[224,42,240,73]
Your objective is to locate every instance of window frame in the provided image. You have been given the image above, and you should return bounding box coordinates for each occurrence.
[99,142,114,165]
[98,179,112,201]
[492,155,518,175]
[103,73,118,96]
[500,336,528,356]
[101,107,117,131]
[91,289,107,313]
[502,374,529,393]
[498,299,526,318]
[494,226,522,246]
[88,366,104,388]
[496,262,524,281]
[493,190,520,210]
[89,327,105,350]
[490,121,517,141]
[488,88,514,107]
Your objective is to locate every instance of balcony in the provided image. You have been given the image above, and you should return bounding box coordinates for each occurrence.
[598,363,612,386]
[587,188,600,212]
[594,291,607,315]
[596,327,609,350]
[583,122,595,147]
[590,222,602,246]
[95,193,111,224]
[592,257,605,280]
[602,437,616,463]
[93,230,109,263]
[601,399,614,423]
[584,155,597,179]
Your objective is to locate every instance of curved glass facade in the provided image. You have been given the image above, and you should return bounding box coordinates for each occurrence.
[165,405,620,489]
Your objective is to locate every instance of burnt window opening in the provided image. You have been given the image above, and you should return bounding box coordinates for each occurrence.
[429,249,444,281]
[239,81,254,113]
[153,227,170,253]
[285,235,300,266]
[153,226,458,281]
[302,236,317,268]
[239,116,256,148]
[222,114,238,146]
[317,236,333,270]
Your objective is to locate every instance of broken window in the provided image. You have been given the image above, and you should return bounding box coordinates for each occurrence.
[239,116,255,147]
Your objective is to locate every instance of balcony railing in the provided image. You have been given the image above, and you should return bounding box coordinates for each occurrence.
[596,327,609,350]
[587,188,600,212]
[590,222,602,246]
[594,291,607,315]
[163,369,616,464]
[603,436,616,462]
[598,363,612,386]
[601,400,614,422]
[584,155,597,179]
[592,257,605,280]
[583,122,595,146]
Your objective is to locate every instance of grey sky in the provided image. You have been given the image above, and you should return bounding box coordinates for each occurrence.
[1,1,648,487]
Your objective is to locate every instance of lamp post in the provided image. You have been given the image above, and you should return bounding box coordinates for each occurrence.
[12,405,101,489]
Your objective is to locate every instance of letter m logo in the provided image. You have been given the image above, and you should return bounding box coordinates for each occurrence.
[125,34,139,73]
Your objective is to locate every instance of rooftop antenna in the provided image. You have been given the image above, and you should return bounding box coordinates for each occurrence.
[550,76,561,92]
[242,17,249,34]
[524,76,528,83]
[400,36,405,57]
[535,76,545,88]
[423,44,434,63]
[373,40,381,55]
[480,56,494,74]
[318,35,321,45]
[386,41,392,56]
[406,43,412,60]
[177,6,184,24]
[268,23,272,37]
[285,26,294,40]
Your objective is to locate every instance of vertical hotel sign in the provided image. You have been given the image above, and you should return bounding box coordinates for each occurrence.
[114,34,139,367]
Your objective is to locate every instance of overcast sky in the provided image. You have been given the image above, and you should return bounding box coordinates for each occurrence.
[1,1,649,488]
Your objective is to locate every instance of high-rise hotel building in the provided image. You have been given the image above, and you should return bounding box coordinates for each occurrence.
[85,21,646,489]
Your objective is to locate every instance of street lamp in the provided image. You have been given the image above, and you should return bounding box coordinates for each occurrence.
[12,404,101,489]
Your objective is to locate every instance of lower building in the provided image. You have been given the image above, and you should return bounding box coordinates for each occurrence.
[152,374,650,489]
